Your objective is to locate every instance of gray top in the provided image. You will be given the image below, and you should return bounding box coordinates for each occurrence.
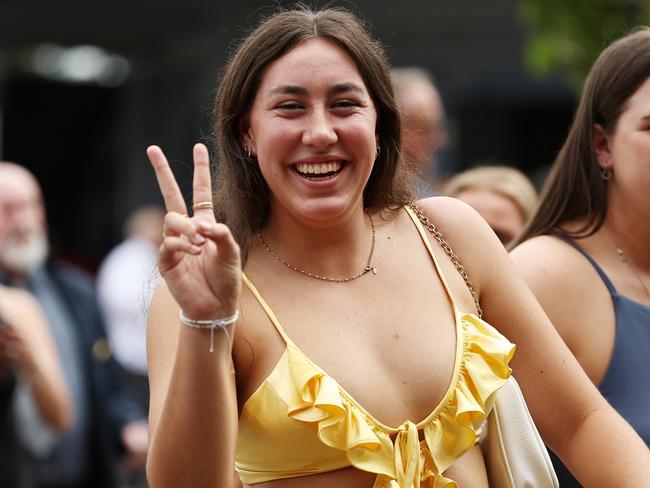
[551,236,650,486]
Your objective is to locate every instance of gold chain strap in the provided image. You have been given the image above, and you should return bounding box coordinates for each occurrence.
[408,202,483,318]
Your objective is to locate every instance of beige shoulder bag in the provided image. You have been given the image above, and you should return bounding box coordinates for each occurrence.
[408,203,559,488]
[480,376,559,487]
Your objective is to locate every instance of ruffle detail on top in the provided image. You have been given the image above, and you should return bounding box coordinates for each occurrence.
[285,313,515,488]
[286,346,396,476]
[422,314,515,478]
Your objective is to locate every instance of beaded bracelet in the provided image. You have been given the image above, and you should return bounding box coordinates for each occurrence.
[179,310,240,353]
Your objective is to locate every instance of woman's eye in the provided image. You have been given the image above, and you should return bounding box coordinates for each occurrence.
[276,102,303,110]
[332,99,358,109]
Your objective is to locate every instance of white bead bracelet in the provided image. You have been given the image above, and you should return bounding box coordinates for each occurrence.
[179,310,240,353]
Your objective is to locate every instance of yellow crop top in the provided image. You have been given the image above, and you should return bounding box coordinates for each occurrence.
[236,205,516,488]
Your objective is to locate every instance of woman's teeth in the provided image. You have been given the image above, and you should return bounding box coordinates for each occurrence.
[295,161,343,176]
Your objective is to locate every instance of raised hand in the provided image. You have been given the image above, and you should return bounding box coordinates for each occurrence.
[0,324,37,376]
[146,143,241,321]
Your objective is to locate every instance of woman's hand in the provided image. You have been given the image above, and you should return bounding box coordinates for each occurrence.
[146,143,241,320]
[0,324,37,376]
[0,306,72,430]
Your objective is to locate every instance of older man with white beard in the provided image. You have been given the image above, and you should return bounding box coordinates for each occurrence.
[0,166,49,277]
[0,162,148,488]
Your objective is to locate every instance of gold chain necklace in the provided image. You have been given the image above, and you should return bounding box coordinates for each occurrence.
[604,226,650,299]
[257,212,378,282]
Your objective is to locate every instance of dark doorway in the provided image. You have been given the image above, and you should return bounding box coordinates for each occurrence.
[2,77,121,272]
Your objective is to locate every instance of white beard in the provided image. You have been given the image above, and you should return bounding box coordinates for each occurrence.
[0,230,49,274]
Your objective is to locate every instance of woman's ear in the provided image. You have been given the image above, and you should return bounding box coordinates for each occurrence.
[239,115,255,152]
[593,123,611,169]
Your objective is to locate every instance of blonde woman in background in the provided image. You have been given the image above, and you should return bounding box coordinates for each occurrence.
[442,166,538,246]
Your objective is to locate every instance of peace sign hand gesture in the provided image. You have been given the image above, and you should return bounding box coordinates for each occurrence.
[147,143,241,321]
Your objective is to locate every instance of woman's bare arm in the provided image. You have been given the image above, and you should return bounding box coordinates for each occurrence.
[0,288,72,430]
[419,197,650,487]
[147,284,241,488]
[145,144,242,488]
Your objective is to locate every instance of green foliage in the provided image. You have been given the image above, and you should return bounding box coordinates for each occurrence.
[520,0,650,91]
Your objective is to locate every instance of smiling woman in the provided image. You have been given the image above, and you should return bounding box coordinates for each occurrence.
[210,8,409,262]
[241,37,379,227]
[144,7,650,488]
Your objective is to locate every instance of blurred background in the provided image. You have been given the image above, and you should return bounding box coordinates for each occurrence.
[0,0,648,271]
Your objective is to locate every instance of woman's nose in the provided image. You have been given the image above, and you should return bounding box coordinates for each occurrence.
[301,109,337,148]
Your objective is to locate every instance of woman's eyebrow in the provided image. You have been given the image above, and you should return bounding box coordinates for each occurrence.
[328,82,366,95]
[269,85,308,96]
[268,82,365,97]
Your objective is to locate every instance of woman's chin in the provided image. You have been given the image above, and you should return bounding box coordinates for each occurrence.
[273,195,362,226]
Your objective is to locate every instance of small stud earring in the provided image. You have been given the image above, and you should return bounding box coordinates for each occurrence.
[245,146,252,159]
[601,167,612,180]
[375,144,381,158]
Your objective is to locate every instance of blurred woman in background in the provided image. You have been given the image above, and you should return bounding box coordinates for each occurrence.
[442,165,537,246]
[0,285,71,487]
[511,28,650,486]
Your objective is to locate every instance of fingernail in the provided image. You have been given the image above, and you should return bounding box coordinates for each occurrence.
[190,245,201,254]
[192,233,206,244]
[198,221,211,231]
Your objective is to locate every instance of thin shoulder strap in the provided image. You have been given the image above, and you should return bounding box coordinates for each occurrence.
[556,235,618,295]
[406,203,483,318]
[241,272,295,346]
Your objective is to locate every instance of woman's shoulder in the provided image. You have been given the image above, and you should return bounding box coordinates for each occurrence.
[510,234,589,286]
[510,234,607,327]
[414,195,496,241]
[415,194,480,217]
[412,196,513,296]
[413,196,510,260]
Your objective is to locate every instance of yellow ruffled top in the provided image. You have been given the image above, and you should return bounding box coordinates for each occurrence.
[236,206,516,487]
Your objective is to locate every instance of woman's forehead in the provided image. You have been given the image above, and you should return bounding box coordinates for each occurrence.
[257,38,368,94]
[622,76,650,118]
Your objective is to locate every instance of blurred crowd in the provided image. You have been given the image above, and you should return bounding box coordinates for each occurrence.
[0,163,159,488]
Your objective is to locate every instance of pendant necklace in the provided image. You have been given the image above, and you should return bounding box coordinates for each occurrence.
[604,226,650,299]
[258,212,378,283]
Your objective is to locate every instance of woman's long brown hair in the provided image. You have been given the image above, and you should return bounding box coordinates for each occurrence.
[514,28,650,245]
[211,7,413,263]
